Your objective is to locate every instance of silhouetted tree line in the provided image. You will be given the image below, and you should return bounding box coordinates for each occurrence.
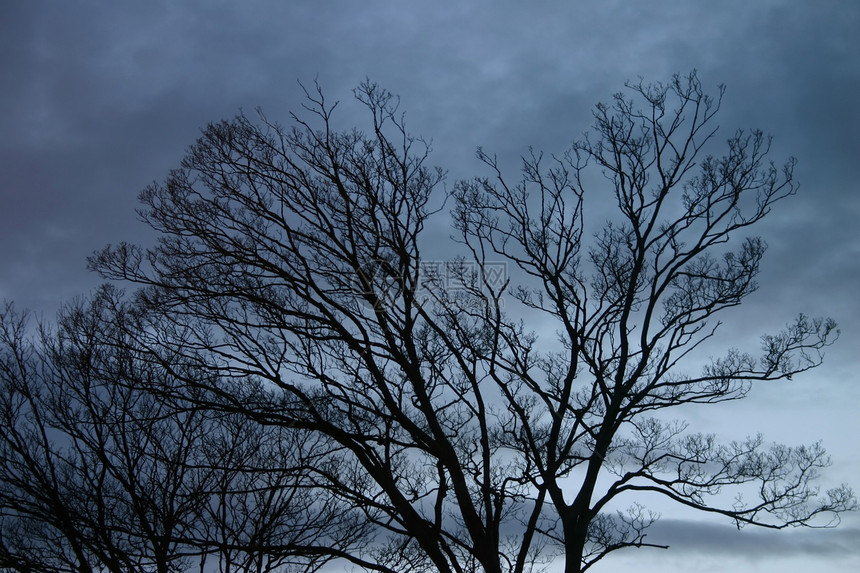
[1,292,371,573]
[1,72,855,573]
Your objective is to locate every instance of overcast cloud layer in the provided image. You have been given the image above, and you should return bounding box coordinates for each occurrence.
[1,2,858,571]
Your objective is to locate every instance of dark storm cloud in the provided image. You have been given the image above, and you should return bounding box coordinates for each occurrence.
[650,517,860,559]
[0,1,338,311]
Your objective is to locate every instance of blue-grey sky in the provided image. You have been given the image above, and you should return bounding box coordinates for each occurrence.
[1,1,858,571]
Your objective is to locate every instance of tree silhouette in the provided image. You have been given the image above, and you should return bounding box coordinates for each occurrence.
[0,290,368,573]
[88,72,855,573]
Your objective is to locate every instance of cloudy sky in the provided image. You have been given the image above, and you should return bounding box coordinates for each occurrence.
[1,1,858,571]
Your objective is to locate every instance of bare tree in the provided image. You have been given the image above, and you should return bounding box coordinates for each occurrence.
[189,411,374,573]
[0,291,221,573]
[90,73,856,573]
[0,289,367,573]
